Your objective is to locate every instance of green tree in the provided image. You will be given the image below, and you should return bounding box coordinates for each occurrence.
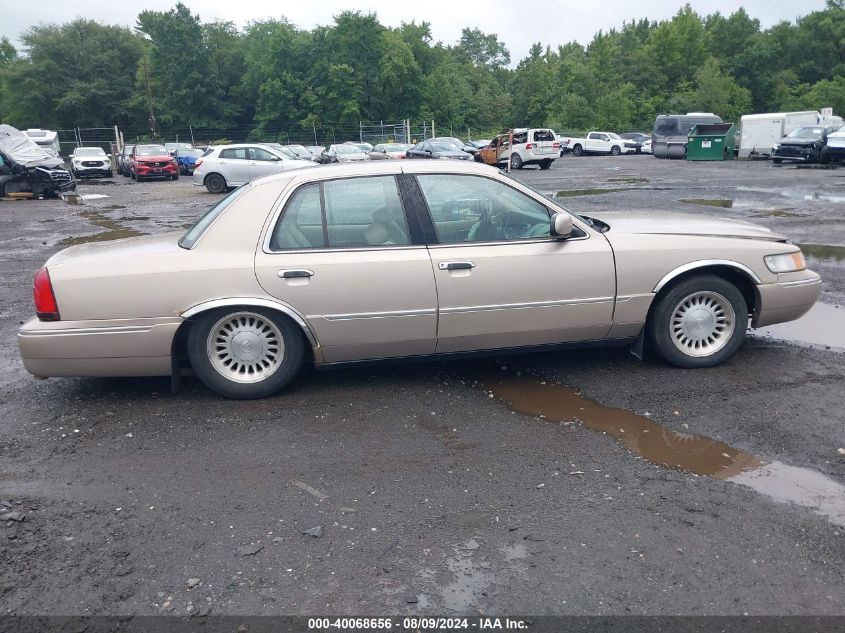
[4,20,143,128]
[456,28,510,70]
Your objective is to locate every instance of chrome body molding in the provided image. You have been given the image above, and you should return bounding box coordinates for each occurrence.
[653,260,763,293]
[322,308,437,321]
[181,297,319,347]
[778,275,821,288]
[439,296,614,315]
[18,324,153,337]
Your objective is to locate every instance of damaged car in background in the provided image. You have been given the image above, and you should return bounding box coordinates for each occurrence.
[0,125,75,198]
[17,161,820,400]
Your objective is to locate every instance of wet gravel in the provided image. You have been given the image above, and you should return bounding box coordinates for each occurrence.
[0,159,843,617]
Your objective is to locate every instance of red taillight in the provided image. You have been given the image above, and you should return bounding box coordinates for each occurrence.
[525,143,533,150]
[553,142,560,148]
[34,268,60,321]
[194,159,203,169]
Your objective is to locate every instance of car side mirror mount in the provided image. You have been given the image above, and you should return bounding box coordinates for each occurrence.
[551,213,573,239]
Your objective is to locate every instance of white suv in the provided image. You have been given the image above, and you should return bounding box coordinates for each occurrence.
[480,128,560,170]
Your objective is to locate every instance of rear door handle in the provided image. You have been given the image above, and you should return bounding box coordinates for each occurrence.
[438,261,476,271]
[278,269,314,278]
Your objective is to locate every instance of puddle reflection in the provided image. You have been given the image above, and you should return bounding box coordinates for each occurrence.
[752,303,845,351]
[483,376,845,527]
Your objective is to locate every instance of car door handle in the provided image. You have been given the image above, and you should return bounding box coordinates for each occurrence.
[278,269,314,278]
[438,261,476,271]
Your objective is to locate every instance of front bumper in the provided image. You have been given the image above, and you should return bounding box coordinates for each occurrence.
[18,316,181,378]
[135,164,178,178]
[752,270,821,328]
[772,146,817,162]
[73,167,112,177]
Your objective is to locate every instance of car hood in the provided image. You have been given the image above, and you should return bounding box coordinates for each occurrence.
[435,151,471,157]
[586,211,787,242]
[46,232,185,267]
[134,154,172,161]
[778,138,819,146]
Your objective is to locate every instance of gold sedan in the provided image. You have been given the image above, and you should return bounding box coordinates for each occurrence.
[18,161,819,398]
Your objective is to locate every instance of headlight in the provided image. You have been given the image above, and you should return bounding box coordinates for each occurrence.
[765,251,806,273]
[772,143,780,150]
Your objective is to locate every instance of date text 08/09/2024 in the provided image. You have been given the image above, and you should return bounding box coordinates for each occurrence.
[308,617,528,630]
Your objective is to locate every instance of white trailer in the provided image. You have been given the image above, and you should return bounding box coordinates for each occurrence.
[737,111,840,158]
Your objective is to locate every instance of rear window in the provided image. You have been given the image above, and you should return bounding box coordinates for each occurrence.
[533,130,555,142]
[220,148,248,160]
[179,186,250,249]
[654,118,679,136]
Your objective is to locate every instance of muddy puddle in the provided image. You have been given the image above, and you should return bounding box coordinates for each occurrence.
[799,244,845,262]
[752,303,845,351]
[483,375,845,527]
[680,198,733,208]
[557,188,627,197]
[59,210,147,246]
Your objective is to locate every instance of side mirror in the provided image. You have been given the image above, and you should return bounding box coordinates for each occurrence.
[551,213,573,238]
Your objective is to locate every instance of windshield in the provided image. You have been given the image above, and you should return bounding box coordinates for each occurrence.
[335,145,364,154]
[608,133,622,140]
[136,145,168,156]
[179,186,250,249]
[383,144,410,152]
[287,145,310,157]
[787,127,825,139]
[166,143,192,150]
[654,117,679,136]
[74,148,106,157]
[431,142,462,152]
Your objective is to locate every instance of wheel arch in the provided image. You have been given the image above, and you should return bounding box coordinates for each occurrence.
[203,171,227,186]
[650,261,760,320]
[172,298,322,379]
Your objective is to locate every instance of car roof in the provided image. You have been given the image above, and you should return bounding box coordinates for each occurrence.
[251,157,500,188]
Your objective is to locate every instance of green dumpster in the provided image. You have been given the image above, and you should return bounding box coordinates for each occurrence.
[686,123,735,161]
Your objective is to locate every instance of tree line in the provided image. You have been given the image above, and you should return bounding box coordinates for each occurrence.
[0,1,843,140]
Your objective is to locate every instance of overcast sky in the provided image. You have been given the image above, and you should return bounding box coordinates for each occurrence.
[2,0,828,63]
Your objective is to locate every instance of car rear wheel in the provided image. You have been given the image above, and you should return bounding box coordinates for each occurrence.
[610,146,621,156]
[572,144,583,157]
[510,153,523,169]
[540,159,552,170]
[647,274,747,368]
[205,173,227,194]
[187,308,305,399]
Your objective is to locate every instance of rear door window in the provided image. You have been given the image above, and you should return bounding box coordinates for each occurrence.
[533,130,555,142]
[270,176,411,250]
[220,148,248,160]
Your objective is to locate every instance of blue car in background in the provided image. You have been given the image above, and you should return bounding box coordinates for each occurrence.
[174,148,205,176]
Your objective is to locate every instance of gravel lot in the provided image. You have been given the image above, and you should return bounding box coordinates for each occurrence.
[0,156,843,618]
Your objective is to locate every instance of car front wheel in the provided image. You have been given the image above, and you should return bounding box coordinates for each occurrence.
[510,153,523,169]
[187,308,305,399]
[647,275,747,368]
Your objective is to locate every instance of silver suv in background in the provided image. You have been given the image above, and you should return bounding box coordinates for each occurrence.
[192,144,315,193]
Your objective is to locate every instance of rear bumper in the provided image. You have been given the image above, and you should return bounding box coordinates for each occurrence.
[752,271,821,328]
[17,317,181,378]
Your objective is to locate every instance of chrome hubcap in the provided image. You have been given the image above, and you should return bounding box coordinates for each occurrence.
[207,312,284,383]
[670,291,735,357]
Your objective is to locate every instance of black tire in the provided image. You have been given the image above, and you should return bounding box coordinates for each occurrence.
[172,173,179,181]
[820,147,831,164]
[647,274,747,368]
[510,153,523,169]
[205,173,227,194]
[610,145,621,156]
[572,144,583,157]
[772,158,782,164]
[136,174,144,182]
[539,159,552,170]
[187,307,305,399]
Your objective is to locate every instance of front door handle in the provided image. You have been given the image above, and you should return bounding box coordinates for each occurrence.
[278,269,314,279]
[438,261,476,271]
